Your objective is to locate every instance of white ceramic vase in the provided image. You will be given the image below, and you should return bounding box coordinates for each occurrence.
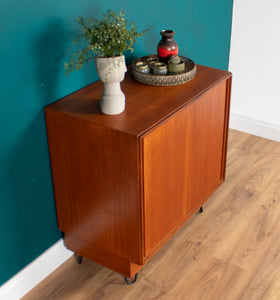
[95,55,127,115]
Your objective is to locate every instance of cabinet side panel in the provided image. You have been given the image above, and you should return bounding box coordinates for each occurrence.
[143,109,189,256]
[45,110,142,264]
[187,80,227,212]
[221,77,232,180]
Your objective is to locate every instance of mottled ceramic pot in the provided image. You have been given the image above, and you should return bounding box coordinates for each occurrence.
[153,62,168,75]
[135,61,150,73]
[157,30,178,61]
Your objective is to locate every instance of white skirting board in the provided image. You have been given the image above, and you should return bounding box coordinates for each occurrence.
[229,113,280,142]
[0,239,72,300]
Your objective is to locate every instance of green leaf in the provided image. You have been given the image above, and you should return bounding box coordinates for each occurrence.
[65,9,149,74]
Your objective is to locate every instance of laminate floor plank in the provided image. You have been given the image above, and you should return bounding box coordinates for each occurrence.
[23,130,280,300]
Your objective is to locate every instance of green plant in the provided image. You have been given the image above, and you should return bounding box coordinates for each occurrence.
[65,9,148,75]
[168,55,181,64]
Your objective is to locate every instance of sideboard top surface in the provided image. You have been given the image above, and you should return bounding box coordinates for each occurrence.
[46,65,231,136]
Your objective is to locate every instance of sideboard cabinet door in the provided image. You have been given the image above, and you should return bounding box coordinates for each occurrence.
[142,79,229,258]
[187,80,228,213]
[142,107,190,257]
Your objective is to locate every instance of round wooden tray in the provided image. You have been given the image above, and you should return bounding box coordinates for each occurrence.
[131,55,196,86]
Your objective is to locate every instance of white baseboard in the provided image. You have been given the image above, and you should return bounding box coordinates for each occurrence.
[0,239,73,300]
[229,113,280,142]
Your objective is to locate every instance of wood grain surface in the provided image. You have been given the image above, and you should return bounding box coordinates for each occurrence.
[142,104,189,256]
[46,65,230,137]
[24,130,280,300]
[45,112,142,265]
[187,79,227,212]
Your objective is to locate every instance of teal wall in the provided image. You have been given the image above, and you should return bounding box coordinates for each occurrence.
[0,0,233,286]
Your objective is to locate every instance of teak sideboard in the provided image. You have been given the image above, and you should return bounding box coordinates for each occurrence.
[45,65,232,282]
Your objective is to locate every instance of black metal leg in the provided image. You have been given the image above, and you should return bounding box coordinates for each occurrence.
[78,255,83,264]
[199,206,203,213]
[75,254,83,264]
[124,273,138,285]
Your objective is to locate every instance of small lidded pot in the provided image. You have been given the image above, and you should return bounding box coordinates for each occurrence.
[135,61,150,74]
[153,62,168,75]
[146,56,159,69]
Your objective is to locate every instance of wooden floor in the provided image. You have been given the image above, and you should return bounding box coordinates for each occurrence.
[23,130,280,300]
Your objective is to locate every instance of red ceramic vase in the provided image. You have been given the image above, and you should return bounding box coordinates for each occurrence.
[157,30,178,61]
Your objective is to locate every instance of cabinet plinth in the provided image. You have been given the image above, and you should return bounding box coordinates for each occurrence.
[45,65,232,278]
